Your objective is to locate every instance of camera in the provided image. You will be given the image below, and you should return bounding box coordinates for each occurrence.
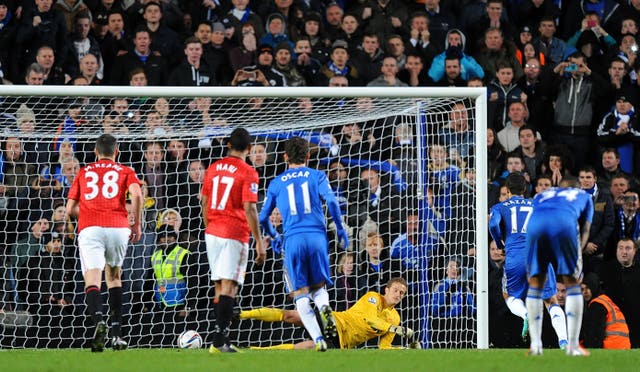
[565,63,578,72]
[632,44,639,53]
[622,195,638,202]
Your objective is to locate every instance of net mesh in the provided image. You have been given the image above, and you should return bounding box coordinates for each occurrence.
[0,87,483,349]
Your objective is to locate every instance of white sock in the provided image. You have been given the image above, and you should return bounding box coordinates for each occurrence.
[295,295,323,342]
[565,285,584,350]
[526,287,544,350]
[506,296,528,320]
[311,287,330,309]
[547,304,568,344]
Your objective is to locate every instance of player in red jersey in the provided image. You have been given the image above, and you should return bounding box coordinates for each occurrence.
[201,128,266,353]
[66,134,143,352]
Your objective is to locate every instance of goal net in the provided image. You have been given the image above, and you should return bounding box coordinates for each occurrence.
[0,86,487,349]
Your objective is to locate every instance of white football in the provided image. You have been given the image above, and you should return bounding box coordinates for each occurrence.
[177,330,203,349]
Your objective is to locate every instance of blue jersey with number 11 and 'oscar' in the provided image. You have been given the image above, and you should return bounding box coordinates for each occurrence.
[526,187,594,278]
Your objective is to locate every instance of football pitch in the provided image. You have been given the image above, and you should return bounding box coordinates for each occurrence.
[0,348,634,372]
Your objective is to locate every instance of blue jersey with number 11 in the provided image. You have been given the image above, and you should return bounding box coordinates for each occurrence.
[260,166,337,236]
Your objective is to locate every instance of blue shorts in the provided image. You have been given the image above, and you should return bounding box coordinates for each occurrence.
[526,210,582,279]
[283,232,332,291]
[503,262,557,300]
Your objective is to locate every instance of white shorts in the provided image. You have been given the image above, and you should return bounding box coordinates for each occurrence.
[78,226,131,273]
[205,234,249,285]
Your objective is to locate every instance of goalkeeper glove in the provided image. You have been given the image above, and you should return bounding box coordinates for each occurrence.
[270,234,284,255]
[336,229,349,250]
[389,325,414,339]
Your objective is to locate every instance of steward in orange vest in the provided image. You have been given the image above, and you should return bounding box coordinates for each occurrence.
[581,273,631,349]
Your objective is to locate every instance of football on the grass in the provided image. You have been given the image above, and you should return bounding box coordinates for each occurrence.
[177,330,203,349]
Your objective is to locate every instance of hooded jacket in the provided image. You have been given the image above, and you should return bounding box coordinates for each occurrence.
[428,29,484,82]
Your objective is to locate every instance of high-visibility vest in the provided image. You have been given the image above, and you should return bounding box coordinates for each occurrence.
[151,245,190,307]
[590,294,631,349]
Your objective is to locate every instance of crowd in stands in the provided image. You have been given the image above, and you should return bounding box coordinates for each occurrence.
[0,0,638,349]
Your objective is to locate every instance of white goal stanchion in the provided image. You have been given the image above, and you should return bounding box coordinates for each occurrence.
[0,86,486,349]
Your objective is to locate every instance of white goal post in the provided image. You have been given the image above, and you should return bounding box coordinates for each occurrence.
[0,86,487,349]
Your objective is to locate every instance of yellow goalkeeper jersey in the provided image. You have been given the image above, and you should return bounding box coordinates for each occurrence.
[333,291,401,349]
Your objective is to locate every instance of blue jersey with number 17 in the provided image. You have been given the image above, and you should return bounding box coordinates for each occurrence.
[260,166,337,236]
[489,196,532,266]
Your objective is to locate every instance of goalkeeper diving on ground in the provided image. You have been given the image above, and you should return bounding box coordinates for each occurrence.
[239,277,421,349]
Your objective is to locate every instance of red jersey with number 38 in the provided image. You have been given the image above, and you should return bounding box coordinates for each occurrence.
[68,159,141,232]
[201,156,259,243]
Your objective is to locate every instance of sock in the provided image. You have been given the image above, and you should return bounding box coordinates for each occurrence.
[295,295,323,342]
[108,287,123,338]
[547,304,568,344]
[250,343,295,350]
[240,308,284,322]
[526,287,543,350]
[85,286,103,325]
[214,295,234,347]
[506,296,528,320]
[310,287,330,310]
[565,285,584,350]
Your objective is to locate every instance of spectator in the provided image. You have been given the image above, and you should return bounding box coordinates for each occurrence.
[228,21,258,72]
[439,102,475,162]
[141,1,181,68]
[109,26,169,86]
[562,2,623,41]
[98,10,128,82]
[138,141,166,230]
[16,229,76,348]
[350,33,385,86]
[10,218,50,282]
[296,11,330,64]
[579,166,615,274]
[419,0,456,51]
[609,174,631,209]
[293,36,322,84]
[596,93,640,174]
[429,257,475,348]
[184,159,205,232]
[337,13,363,52]
[54,0,89,32]
[333,251,357,312]
[515,41,546,70]
[323,1,343,41]
[487,127,506,183]
[427,142,461,218]
[598,148,638,190]
[356,0,408,46]
[404,11,438,69]
[168,37,215,86]
[516,57,553,137]
[574,28,608,80]
[474,27,523,82]
[599,238,640,347]
[273,41,306,86]
[317,39,360,86]
[17,0,68,73]
[532,16,566,66]
[540,144,575,186]
[547,51,607,170]
[0,0,18,83]
[36,45,69,85]
[76,52,101,85]
[434,52,467,87]
[399,53,430,86]
[428,29,484,83]
[64,11,103,80]
[259,13,294,51]
[355,167,401,242]
[492,151,531,191]
[0,136,37,246]
[386,34,407,70]
[198,22,233,85]
[221,0,265,42]
[609,190,640,258]
[513,125,545,180]
[487,62,526,131]
[497,101,531,152]
[234,43,286,86]
[580,272,631,349]
[366,56,407,87]
[466,0,516,56]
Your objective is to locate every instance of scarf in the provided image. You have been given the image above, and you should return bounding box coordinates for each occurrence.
[232,8,251,23]
[328,61,348,76]
[618,208,640,240]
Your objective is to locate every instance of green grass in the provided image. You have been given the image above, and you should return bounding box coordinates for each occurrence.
[0,349,636,372]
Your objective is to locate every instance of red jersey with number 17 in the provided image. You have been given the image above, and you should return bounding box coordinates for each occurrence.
[201,156,259,243]
[68,159,141,232]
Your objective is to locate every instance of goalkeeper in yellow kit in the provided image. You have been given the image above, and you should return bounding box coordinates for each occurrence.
[240,277,420,349]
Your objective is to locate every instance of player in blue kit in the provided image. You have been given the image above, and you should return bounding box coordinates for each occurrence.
[525,183,593,356]
[489,173,568,349]
[259,137,349,352]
